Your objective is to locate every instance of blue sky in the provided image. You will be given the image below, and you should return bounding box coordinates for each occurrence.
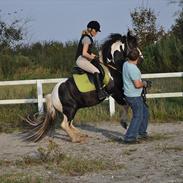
[0,0,181,44]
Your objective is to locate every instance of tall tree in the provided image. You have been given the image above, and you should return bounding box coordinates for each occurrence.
[130,7,165,49]
[169,0,183,41]
[0,10,27,51]
[171,9,183,41]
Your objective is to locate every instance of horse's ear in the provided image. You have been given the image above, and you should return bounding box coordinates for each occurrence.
[121,35,126,41]
[127,29,135,38]
[127,29,131,37]
[127,30,138,48]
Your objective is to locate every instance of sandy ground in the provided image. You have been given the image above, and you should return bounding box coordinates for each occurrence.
[0,121,183,183]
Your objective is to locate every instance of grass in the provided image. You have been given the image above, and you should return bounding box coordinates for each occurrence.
[155,143,183,152]
[0,77,182,133]
[0,104,37,133]
[123,148,138,156]
[0,140,125,177]
[148,133,172,141]
[0,173,43,183]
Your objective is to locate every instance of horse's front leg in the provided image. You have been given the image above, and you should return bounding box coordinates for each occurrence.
[120,104,129,129]
[61,115,86,143]
[70,120,88,138]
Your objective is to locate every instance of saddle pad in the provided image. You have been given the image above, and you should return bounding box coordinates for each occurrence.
[73,65,110,93]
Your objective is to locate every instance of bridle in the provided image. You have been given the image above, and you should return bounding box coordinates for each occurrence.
[102,37,130,75]
[100,34,143,75]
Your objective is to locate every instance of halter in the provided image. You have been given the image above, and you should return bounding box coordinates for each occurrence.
[103,37,128,74]
[125,36,143,58]
[101,33,143,75]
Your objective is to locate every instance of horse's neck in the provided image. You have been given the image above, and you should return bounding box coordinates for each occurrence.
[108,67,123,89]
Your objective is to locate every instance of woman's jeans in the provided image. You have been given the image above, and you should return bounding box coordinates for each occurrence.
[124,96,149,142]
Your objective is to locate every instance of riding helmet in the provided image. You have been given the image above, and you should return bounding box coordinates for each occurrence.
[87,21,101,32]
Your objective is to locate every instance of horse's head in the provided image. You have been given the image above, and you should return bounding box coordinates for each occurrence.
[126,30,144,64]
[101,30,144,71]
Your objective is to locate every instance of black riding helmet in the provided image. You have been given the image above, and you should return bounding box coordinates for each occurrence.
[87,21,101,32]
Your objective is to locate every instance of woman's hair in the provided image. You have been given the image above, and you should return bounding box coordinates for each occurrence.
[81,28,92,35]
[128,48,139,61]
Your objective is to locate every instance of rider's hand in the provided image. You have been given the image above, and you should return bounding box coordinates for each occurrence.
[91,53,96,60]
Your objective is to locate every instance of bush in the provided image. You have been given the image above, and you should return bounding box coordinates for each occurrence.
[0,54,16,79]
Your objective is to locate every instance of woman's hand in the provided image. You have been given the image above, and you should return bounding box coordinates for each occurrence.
[91,53,96,60]
[82,44,96,61]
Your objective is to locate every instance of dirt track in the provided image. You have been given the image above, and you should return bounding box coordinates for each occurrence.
[0,122,183,183]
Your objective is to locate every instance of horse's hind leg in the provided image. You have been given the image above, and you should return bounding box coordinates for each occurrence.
[61,114,86,143]
[120,104,129,129]
[70,120,88,138]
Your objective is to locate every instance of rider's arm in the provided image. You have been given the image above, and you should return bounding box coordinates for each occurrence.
[82,43,96,61]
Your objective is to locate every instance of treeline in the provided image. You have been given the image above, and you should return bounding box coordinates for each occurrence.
[0,7,183,80]
[141,34,183,73]
[0,33,182,81]
[0,41,78,80]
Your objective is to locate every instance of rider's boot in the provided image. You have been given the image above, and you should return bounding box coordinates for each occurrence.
[93,72,108,100]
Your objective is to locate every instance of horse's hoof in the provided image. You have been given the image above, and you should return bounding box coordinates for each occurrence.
[71,136,87,143]
[79,133,88,138]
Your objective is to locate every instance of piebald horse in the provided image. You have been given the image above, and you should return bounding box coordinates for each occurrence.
[24,31,144,143]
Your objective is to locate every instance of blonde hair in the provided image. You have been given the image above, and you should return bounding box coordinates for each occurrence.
[81,28,92,35]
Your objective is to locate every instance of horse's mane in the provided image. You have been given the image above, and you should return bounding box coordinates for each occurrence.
[101,33,126,63]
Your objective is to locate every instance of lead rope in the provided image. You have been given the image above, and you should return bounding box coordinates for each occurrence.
[141,87,148,107]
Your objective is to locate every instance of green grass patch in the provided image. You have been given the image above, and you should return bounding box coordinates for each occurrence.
[155,143,183,152]
[0,141,124,176]
[0,173,43,183]
[0,77,182,133]
[0,104,37,133]
[148,133,172,141]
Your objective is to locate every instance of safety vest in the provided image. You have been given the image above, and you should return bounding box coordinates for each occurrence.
[75,34,93,60]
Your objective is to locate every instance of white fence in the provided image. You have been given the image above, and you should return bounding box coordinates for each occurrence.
[0,72,182,116]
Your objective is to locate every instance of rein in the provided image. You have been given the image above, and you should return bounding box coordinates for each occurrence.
[141,87,148,107]
[98,60,122,75]
[106,63,122,74]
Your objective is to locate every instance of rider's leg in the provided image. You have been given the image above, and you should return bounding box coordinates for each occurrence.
[76,56,99,73]
[93,72,108,100]
[76,56,108,100]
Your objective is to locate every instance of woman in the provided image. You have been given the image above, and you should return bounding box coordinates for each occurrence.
[75,20,108,100]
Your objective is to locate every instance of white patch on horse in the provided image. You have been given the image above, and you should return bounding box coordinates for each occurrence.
[51,81,63,112]
[111,41,124,62]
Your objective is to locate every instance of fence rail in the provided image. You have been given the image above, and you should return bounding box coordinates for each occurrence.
[0,72,182,116]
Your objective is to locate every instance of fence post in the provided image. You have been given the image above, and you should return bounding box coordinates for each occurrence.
[109,96,115,117]
[37,80,44,113]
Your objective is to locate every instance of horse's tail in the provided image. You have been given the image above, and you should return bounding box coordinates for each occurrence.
[23,94,57,142]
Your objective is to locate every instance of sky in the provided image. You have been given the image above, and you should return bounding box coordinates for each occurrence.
[0,0,181,44]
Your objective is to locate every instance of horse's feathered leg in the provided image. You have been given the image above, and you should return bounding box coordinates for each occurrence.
[120,104,129,129]
[61,115,86,143]
[70,120,88,138]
